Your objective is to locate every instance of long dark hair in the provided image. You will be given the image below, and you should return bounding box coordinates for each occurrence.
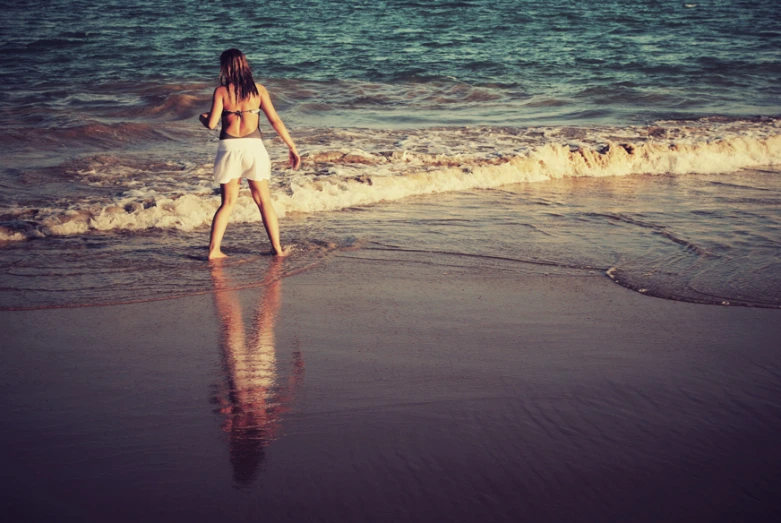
[219,48,260,102]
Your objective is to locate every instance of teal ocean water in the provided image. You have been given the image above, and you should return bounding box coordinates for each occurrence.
[1,0,780,308]
[3,0,780,127]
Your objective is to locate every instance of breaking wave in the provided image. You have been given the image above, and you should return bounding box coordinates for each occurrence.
[1,120,780,242]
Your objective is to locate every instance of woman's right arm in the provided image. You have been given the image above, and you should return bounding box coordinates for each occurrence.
[200,87,225,130]
[258,84,301,169]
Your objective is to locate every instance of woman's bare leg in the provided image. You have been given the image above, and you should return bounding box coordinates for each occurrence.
[209,179,240,260]
[248,179,288,256]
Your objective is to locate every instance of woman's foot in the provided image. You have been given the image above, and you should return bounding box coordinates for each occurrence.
[272,246,292,257]
[208,250,228,261]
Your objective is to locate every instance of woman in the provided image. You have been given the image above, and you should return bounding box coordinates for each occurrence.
[200,48,301,260]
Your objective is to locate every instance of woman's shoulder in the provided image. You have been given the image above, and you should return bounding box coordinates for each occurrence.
[255,83,269,96]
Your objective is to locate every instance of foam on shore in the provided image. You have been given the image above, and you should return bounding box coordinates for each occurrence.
[2,125,779,241]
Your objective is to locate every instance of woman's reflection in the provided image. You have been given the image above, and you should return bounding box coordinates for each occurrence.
[210,258,304,487]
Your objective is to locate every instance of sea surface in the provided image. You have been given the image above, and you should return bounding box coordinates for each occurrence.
[1,0,780,309]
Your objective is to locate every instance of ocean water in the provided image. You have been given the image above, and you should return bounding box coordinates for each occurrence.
[1,0,780,309]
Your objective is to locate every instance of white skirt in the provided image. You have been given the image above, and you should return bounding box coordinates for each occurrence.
[213,138,271,184]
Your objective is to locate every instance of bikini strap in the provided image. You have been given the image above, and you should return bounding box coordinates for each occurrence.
[224,108,262,118]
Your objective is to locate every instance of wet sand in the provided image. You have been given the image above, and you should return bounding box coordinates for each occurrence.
[2,251,780,522]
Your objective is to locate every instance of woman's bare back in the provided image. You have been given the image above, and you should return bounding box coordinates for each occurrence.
[219,83,263,138]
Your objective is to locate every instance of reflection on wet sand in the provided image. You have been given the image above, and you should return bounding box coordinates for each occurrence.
[210,258,304,487]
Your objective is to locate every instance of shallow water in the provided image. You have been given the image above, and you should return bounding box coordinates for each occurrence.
[2,166,779,310]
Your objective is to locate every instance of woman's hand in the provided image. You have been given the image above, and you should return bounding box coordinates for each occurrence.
[289,148,301,170]
[199,112,211,128]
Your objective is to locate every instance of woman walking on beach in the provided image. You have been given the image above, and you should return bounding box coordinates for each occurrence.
[200,48,301,260]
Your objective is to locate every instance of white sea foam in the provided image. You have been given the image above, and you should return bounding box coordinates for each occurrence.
[272,133,781,214]
[1,121,779,241]
[0,228,27,242]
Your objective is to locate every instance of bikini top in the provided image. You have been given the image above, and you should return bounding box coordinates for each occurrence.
[222,108,262,118]
[220,107,263,140]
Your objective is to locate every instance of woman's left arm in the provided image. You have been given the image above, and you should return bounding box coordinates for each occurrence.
[200,87,224,129]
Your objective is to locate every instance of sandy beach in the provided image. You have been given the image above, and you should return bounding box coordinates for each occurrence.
[2,251,780,522]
